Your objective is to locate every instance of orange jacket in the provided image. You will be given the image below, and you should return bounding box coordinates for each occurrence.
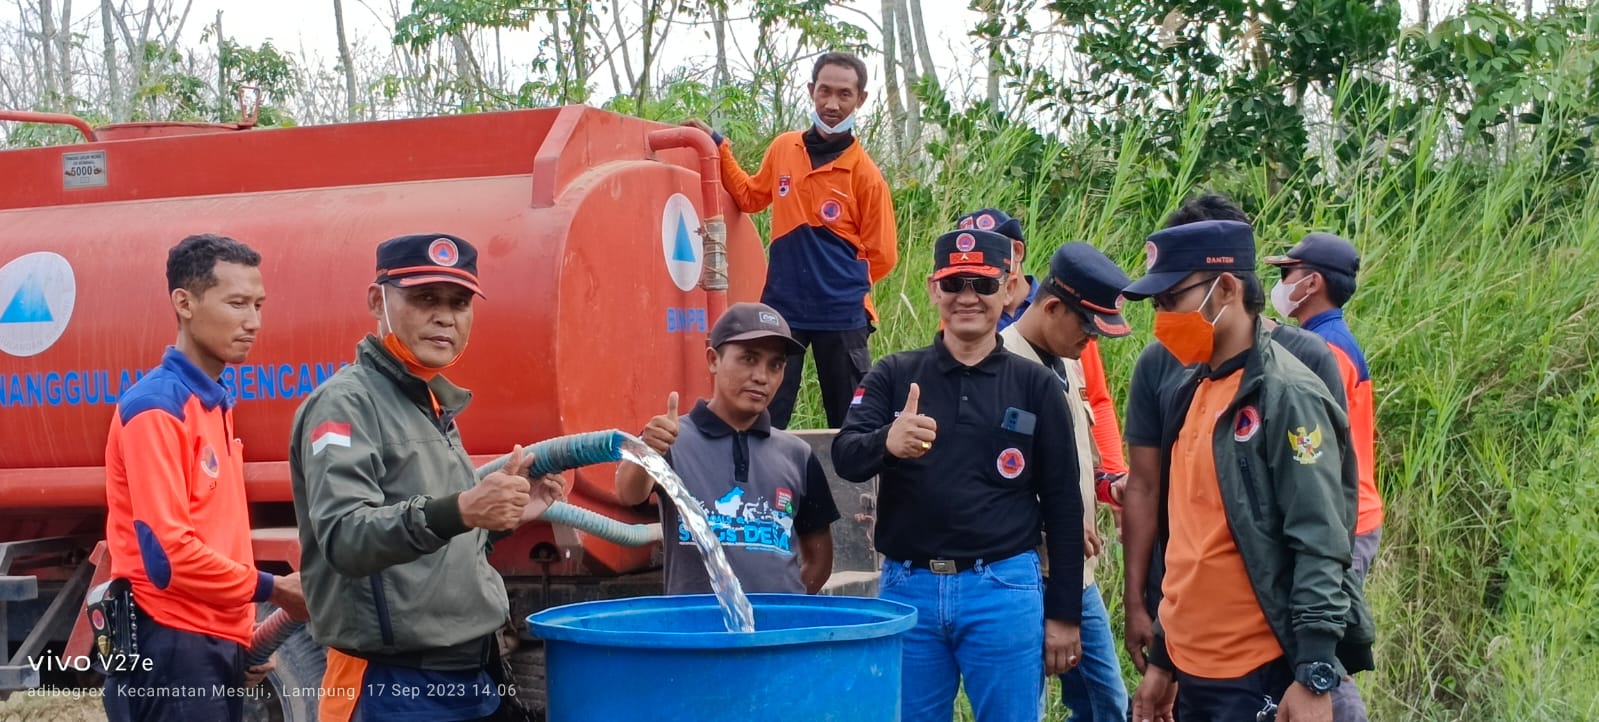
[105,347,268,646]
[718,132,898,330]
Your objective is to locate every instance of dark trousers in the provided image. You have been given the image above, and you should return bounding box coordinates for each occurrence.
[1173,657,1293,722]
[770,326,871,429]
[103,611,246,722]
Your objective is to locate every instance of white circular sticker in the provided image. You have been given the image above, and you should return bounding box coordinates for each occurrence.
[0,251,76,357]
[661,193,703,292]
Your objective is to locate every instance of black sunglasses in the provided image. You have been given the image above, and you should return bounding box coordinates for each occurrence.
[937,276,1003,296]
[1151,274,1220,311]
[1046,290,1102,337]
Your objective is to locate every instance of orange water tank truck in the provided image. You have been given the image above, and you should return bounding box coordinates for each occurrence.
[0,104,851,718]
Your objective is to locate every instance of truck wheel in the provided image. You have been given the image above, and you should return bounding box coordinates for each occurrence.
[507,641,547,721]
[244,625,325,722]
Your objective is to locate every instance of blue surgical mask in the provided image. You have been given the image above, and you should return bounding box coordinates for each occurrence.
[810,108,856,135]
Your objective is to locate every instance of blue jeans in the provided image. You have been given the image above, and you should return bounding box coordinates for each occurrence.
[880,551,1044,722]
[1057,584,1129,722]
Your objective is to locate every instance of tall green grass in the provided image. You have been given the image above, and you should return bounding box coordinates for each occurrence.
[778,96,1599,720]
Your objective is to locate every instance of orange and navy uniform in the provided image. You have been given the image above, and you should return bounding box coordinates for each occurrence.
[104,347,269,647]
[716,131,898,330]
[1304,309,1383,534]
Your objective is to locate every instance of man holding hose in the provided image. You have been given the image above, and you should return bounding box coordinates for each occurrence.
[289,233,566,722]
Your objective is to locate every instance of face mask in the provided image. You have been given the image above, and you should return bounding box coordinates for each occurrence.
[1153,278,1227,366]
[1271,276,1307,318]
[379,285,463,379]
[810,108,856,135]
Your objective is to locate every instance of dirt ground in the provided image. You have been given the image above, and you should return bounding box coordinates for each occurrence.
[0,689,106,722]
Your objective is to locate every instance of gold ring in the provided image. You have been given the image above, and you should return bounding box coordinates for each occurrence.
[921,441,931,450]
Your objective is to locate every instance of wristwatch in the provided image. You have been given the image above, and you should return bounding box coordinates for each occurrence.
[1294,661,1340,695]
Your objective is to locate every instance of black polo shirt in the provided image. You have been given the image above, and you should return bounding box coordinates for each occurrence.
[832,333,1083,622]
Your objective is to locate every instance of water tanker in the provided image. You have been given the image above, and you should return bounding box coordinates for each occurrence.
[0,105,882,719]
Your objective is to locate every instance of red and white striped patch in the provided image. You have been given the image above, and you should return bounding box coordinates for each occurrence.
[851,388,865,407]
[311,421,352,455]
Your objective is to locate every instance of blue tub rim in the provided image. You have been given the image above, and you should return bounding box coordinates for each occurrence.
[527,593,917,650]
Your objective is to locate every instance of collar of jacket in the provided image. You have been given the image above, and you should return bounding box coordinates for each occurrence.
[932,331,1009,375]
[783,130,866,172]
[162,346,234,411]
[356,335,473,416]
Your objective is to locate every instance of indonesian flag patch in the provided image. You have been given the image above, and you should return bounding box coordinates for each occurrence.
[851,388,865,407]
[311,421,352,455]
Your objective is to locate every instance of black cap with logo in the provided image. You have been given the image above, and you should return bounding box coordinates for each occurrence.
[709,302,804,355]
[375,233,484,297]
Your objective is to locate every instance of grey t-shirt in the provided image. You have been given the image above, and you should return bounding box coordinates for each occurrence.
[659,400,841,595]
[1123,324,1348,447]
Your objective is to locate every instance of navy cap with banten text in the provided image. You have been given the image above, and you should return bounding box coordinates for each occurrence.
[932,229,1012,280]
[1042,242,1133,337]
[1122,220,1255,300]
[1264,232,1360,279]
[375,233,484,297]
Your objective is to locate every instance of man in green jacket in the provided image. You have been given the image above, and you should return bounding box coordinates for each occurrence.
[289,233,565,722]
[1120,220,1374,722]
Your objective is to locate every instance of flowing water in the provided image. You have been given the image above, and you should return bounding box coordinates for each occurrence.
[619,435,756,633]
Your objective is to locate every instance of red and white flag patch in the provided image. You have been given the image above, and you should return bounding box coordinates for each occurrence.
[851,388,865,407]
[311,421,352,455]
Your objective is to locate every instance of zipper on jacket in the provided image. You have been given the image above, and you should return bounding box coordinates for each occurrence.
[369,574,395,646]
[1236,453,1270,519]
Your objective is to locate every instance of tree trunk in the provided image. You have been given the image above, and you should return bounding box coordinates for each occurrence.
[568,4,588,95]
[549,9,567,102]
[216,9,226,120]
[591,12,623,100]
[894,0,921,146]
[1418,0,1429,28]
[985,2,1002,107]
[333,0,358,119]
[634,0,660,109]
[713,2,730,88]
[41,0,58,105]
[908,0,936,90]
[56,0,73,105]
[879,0,904,154]
[102,0,121,119]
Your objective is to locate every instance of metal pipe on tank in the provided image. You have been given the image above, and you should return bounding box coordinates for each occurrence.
[0,110,97,142]
[646,127,729,328]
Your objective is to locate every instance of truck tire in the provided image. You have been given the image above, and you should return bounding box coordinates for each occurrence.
[244,604,325,722]
[507,641,547,722]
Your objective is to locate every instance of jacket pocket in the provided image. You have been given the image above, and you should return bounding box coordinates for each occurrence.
[369,574,395,647]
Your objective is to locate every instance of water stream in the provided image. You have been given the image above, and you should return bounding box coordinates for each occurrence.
[619,435,756,633]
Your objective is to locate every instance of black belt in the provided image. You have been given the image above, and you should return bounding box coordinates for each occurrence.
[904,557,980,574]
[900,548,1031,575]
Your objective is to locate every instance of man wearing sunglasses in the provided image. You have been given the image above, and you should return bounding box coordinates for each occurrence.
[834,229,1085,722]
[960,209,1132,538]
[998,243,1134,722]
[1121,220,1375,722]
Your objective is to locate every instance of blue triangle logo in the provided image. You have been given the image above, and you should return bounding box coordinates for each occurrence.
[671,216,697,263]
[0,274,53,324]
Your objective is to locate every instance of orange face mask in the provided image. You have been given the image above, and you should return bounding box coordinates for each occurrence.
[1153,278,1226,366]
[380,286,463,381]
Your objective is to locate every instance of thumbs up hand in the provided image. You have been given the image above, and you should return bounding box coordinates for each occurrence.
[887,383,938,459]
[641,391,682,455]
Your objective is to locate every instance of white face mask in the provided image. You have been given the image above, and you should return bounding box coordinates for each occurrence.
[1271,276,1307,317]
[809,108,856,135]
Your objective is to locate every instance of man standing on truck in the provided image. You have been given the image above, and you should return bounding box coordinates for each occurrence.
[289,234,567,722]
[833,228,1084,722]
[685,51,899,430]
[616,302,841,595]
[1120,220,1375,722]
[102,233,309,722]
[1266,232,1381,722]
[999,242,1134,722]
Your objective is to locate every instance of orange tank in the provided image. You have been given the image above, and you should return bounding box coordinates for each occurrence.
[0,106,767,578]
